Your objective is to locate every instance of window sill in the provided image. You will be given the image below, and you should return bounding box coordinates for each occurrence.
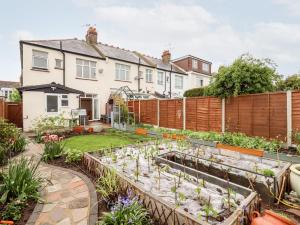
[55,67,64,70]
[114,80,132,83]
[31,67,49,72]
[76,77,98,81]
[146,81,153,83]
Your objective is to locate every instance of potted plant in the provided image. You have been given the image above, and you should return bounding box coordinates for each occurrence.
[251,210,296,225]
[290,164,300,197]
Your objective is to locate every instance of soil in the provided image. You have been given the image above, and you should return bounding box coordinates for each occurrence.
[279,147,300,156]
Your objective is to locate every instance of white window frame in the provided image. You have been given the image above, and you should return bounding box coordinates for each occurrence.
[145,69,153,83]
[175,75,183,89]
[76,58,97,80]
[46,94,59,113]
[202,63,209,73]
[61,94,69,107]
[157,71,164,85]
[55,59,63,69]
[192,59,198,69]
[32,50,48,69]
[115,63,130,81]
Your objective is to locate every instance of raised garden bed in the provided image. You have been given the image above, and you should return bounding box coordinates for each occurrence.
[82,143,259,225]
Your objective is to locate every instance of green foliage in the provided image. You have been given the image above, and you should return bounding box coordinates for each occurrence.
[276,74,300,91]
[260,169,275,177]
[210,54,278,98]
[9,89,21,103]
[42,141,65,162]
[10,134,27,153]
[0,157,41,204]
[1,199,24,221]
[64,148,83,163]
[99,199,151,225]
[96,169,121,201]
[34,115,67,135]
[184,87,207,97]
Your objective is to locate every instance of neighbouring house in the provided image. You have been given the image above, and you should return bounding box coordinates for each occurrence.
[0,80,20,101]
[172,55,212,88]
[19,27,212,131]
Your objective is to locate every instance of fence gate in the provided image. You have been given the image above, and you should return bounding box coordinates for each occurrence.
[6,103,23,128]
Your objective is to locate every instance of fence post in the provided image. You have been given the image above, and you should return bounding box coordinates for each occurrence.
[222,98,225,133]
[138,100,141,123]
[287,90,292,146]
[157,99,160,127]
[183,97,186,130]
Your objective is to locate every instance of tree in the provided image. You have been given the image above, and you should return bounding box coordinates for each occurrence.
[276,74,300,91]
[9,89,21,102]
[210,54,279,98]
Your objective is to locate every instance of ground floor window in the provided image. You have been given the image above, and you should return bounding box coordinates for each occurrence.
[175,75,183,89]
[46,95,58,112]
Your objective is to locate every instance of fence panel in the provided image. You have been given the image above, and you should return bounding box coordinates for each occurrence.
[293,91,300,135]
[185,98,197,131]
[208,97,222,132]
[140,100,158,125]
[159,99,183,129]
[0,98,6,118]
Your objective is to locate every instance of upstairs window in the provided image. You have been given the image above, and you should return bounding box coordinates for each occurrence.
[55,59,63,69]
[76,59,97,79]
[157,71,164,85]
[115,63,130,81]
[32,50,48,69]
[192,59,198,69]
[146,69,153,83]
[175,75,183,89]
[202,63,209,73]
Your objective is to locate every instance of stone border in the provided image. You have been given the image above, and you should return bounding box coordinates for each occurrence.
[26,164,98,225]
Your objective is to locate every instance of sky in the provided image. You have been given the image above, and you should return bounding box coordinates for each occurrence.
[0,0,300,81]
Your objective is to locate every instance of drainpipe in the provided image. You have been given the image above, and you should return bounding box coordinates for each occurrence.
[137,58,141,92]
[163,71,167,97]
[60,41,66,86]
[169,65,172,98]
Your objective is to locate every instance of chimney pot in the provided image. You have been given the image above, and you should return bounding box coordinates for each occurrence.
[86,27,98,45]
[162,50,171,64]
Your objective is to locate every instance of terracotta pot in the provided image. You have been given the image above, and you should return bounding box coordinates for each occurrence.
[290,164,300,197]
[135,128,147,136]
[251,210,296,225]
[162,133,170,139]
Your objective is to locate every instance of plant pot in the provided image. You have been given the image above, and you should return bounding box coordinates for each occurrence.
[216,143,264,157]
[162,133,171,139]
[290,164,300,197]
[135,128,147,136]
[251,210,296,225]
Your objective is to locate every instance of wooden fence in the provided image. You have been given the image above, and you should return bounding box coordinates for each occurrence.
[0,98,23,128]
[129,90,300,144]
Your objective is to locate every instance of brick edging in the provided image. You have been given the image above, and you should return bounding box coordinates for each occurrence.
[26,163,98,225]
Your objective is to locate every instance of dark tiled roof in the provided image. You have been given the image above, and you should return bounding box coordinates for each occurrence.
[21,39,104,59]
[0,80,20,89]
[18,82,84,95]
[21,39,187,74]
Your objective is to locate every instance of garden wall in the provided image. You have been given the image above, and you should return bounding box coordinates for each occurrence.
[129,90,300,144]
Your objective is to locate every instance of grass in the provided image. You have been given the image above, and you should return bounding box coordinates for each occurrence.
[63,131,153,152]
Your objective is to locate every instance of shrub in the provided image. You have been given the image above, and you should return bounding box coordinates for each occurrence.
[99,196,152,225]
[11,135,27,153]
[96,169,121,201]
[64,148,83,163]
[33,115,67,135]
[42,141,65,162]
[1,199,24,221]
[184,87,207,97]
[0,157,41,204]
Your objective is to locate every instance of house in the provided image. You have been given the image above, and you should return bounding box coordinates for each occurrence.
[172,55,212,88]
[19,27,212,131]
[0,80,20,101]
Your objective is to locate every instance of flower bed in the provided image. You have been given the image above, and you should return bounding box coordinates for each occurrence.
[83,142,259,225]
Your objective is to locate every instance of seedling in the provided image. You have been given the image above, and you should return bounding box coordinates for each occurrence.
[194,185,201,200]
[111,153,117,163]
[261,168,275,177]
[135,154,140,181]
[121,161,127,172]
[203,196,217,222]
[171,178,178,206]
[157,165,161,190]
[161,164,171,173]
[178,192,186,205]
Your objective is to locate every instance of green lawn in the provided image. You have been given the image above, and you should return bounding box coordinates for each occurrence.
[63,131,153,152]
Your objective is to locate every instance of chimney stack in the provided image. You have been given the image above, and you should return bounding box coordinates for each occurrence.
[162,50,171,64]
[86,27,98,45]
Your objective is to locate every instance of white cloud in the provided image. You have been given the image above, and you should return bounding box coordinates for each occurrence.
[89,1,300,75]
[272,0,300,16]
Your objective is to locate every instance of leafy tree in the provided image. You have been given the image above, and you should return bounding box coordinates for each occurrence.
[276,74,300,91]
[9,89,21,102]
[210,54,279,98]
